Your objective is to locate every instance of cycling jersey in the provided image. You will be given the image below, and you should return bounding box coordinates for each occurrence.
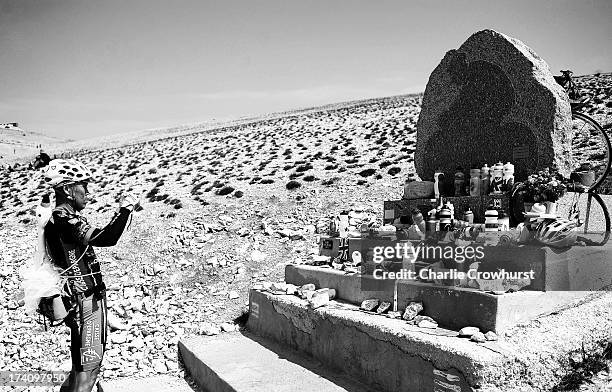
[45,203,132,295]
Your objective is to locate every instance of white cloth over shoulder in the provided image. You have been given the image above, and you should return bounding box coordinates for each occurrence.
[20,203,63,315]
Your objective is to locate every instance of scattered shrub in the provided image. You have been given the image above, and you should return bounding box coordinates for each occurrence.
[388,167,401,176]
[216,186,235,196]
[286,180,301,190]
[358,168,376,177]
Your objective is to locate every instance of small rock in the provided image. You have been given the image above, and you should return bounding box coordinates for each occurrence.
[360,299,379,312]
[300,290,315,300]
[251,250,267,262]
[376,301,391,314]
[471,332,486,343]
[402,302,423,321]
[459,326,480,337]
[386,311,403,319]
[199,322,221,336]
[285,284,298,295]
[270,282,288,292]
[413,315,438,329]
[129,337,145,349]
[143,266,155,276]
[110,331,128,344]
[165,360,179,371]
[418,320,438,329]
[221,323,236,332]
[228,291,240,300]
[237,228,250,237]
[308,290,330,309]
[300,283,316,291]
[123,286,137,298]
[485,331,498,341]
[151,358,167,373]
[152,263,166,274]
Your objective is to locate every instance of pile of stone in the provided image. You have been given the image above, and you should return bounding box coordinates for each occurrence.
[253,281,337,309]
[360,298,499,343]
[458,326,498,343]
[359,299,438,329]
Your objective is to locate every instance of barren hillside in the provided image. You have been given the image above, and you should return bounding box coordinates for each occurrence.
[0,73,610,387]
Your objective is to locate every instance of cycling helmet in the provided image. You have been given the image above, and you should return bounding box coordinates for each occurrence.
[43,159,93,187]
[535,218,577,248]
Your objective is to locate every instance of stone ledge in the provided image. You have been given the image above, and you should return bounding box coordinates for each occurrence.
[247,288,612,392]
[285,264,596,332]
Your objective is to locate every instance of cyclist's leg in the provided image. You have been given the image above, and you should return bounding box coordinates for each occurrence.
[69,292,107,392]
[59,308,81,392]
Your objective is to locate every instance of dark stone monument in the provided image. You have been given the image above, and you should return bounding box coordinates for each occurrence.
[415,29,573,189]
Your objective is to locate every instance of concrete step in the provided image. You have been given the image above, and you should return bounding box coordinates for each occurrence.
[179,332,372,392]
[247,287,612,392]
[98,375,198,392]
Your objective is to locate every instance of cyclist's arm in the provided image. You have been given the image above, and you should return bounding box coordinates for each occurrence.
[86,207,133,247]
[54,206,133,247]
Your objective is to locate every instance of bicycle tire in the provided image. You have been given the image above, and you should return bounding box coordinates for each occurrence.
[558,191,611,246]
[570,111,611,191]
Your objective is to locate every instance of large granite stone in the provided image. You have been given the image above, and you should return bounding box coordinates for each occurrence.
[415,29,573,190]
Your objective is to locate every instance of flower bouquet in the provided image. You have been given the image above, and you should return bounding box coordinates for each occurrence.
[513,167,567,203]
[511,167,568,217]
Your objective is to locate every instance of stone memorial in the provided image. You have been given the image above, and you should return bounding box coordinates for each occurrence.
[415,29,573,191]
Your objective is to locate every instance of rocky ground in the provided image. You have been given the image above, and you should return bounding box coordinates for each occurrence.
[0,73,611,391]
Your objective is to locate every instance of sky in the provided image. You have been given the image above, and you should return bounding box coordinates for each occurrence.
[0,0,610,140]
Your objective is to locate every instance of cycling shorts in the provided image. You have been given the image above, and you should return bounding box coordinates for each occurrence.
[65,290,108,372]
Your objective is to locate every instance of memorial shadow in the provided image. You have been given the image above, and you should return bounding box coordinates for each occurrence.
[238,330,375,392]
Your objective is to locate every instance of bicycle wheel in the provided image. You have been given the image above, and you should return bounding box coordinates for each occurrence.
[570,112,611,191]
[557,191,611,245]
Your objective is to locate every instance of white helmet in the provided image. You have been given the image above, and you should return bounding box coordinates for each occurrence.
[43,159,93,187]
[535,218,577,248]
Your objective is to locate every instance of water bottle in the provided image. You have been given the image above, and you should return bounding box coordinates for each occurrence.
[426,210,438,232]
[434,169,445,199]
[439,206,452,231]
[502,162,515,192]
[469,169,480,197]
[454,167,465,196]
[464,208,474,224]
[490,162,504,194]
[411,209,426,233]
[498,211,510,231]
[480,164,490,195]
[484,208,499,232]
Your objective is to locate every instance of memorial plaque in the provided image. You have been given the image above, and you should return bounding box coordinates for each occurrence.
[512,145,530,160]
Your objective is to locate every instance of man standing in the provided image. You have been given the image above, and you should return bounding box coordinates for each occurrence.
[34,149,52,169]
[43,159,138,392]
